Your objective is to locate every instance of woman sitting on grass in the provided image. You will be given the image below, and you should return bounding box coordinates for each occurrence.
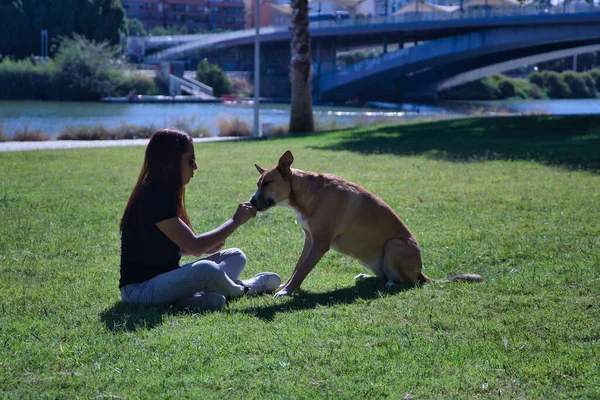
[119,128,280,311]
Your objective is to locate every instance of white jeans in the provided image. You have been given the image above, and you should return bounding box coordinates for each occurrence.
[120,248,247,306]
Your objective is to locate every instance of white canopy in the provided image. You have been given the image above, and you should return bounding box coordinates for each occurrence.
[312,0,365,8]
[268,3,293,15]
[268,0,363,14]
[464,0,534,7]
[393,0,460,14]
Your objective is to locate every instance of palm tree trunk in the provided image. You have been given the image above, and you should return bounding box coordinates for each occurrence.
[289,0,315,133]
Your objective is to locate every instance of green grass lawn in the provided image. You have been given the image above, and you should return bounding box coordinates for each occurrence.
[1,115,599,399]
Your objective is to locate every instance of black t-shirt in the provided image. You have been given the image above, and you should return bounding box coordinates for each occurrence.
[119,183,182,287]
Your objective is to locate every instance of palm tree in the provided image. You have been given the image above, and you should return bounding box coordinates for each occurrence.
[289,0,315,133]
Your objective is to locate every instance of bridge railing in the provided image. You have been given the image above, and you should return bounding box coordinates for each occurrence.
[143,26,282,64]
[310,3,598,28]
[141,4,600,63]
[169,74,214,98]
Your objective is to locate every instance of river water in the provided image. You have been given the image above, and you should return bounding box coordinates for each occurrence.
[0,100,451,137]
[0,99,598,137]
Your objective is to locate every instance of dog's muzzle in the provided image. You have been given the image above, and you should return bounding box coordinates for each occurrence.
[250,195,274,211]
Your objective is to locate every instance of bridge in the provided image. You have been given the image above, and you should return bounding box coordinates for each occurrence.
[132,4,600,101]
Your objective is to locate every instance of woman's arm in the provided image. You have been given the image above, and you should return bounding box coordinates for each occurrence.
[182,240,223,257]
[156,202,256,257]
[181,241,224,257]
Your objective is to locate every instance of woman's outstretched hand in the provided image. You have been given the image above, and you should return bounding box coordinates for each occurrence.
[232,202,257,226]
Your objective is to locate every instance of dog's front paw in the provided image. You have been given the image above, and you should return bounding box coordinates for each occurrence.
[273,289,291,298]
[354,273,371,281]
[384,281,398,289]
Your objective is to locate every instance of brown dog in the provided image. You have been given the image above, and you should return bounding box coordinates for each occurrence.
[251,150,482,298]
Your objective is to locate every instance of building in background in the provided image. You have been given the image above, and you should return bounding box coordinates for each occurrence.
[244,0,368,28]
[121,0,245,32]
[243,0,293,28]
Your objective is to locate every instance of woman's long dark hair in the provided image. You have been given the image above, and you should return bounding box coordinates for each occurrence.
[120,128,194,233]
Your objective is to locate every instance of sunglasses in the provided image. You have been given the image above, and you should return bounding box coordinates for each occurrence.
[182,157,197,168]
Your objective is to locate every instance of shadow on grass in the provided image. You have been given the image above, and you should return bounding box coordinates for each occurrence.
[100,302,202,333]
[239,278,409,322]
[316,115,600,172]
[99,280,406,329]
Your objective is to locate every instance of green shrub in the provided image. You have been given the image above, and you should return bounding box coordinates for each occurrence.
[511,77,546,99]
[114,73,159,97]
[530,71,571,98]
[0,58,58,100]
[126,18,146,36]
[546,73,571,98]
[561,71,596,98]
[54,34,123,100]
[526,80,548,99]
[497,77,517,98]
[0,35,159,101]
[440,73,548,101]
[196,60,232,97]
[582,74,597,98]
[528,71,545,88]
[439,76,497,100]
[588,69,600,92]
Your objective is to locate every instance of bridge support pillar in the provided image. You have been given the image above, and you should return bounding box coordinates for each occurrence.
[383,35,388,54]
[316,39,322,75]
[331,38,337,73]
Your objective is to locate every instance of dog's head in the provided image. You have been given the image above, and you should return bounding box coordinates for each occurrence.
[250,150,294,212]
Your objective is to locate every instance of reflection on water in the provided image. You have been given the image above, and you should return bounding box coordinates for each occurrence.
[493,99,600,115]
[0,99,598,137]
[0,100,458,137]
[448,98,600,115]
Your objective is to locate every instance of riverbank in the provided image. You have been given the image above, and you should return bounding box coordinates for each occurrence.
[3,115,600,171]
[0,136,242,153]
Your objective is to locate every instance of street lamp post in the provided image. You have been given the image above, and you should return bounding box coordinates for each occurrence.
[41,29,48,58]
[253,0,261,137]
[212,0,217,32]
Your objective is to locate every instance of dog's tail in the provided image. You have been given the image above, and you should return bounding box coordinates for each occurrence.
[419,272,483,284]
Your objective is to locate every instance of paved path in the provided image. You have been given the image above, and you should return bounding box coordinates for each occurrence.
[0,136,243,153]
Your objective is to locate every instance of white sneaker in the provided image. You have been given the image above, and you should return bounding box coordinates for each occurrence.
[242,272,281,295]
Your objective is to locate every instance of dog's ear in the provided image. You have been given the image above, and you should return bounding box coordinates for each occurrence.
[277,150,294,178]
[254,163,265,175]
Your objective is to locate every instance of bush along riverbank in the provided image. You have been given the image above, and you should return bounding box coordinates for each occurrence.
[0,118,209,142]
[0,115,296,142]
[0,35,159,101]
[440,69,600,101]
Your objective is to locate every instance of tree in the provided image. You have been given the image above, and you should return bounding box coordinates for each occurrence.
[54,34,122,100]
[0,1,28,56]
[196,60,232,98]
[0,0,125,58]
[126,18,147,36]
[288,0,315,133]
